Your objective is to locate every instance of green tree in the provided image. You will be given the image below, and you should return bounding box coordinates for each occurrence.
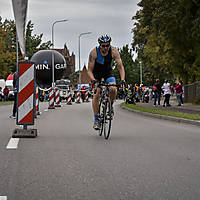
[0,17,51,79]
[0,18,16,79]
[69,71,79,87]
[114,45,140,85]
[132,0,200,84]
[26,20,52,58]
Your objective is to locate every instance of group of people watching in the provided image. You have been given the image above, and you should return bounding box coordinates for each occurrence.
[120,79,184,107]
[152,79,184,107]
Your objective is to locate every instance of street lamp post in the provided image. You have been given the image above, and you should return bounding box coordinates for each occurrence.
[16,34,18,70]
[140,61,142,85]
[51,19,68,89]
[78,32,92,85]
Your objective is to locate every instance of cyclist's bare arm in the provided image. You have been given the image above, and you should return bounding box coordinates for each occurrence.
[112,46,125,81]
[87,48,97,81]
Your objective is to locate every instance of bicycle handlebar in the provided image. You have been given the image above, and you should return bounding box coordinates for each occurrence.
[93,81,124,94]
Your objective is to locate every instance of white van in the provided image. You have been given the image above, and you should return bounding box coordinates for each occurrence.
[5,80,14,100]
[5,79,13,86]
[55,79,70,101]
[56,84,69,101]
[0,79,6,100]
[0,79,6,89]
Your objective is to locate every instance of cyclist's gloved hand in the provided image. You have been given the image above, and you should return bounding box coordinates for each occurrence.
[120,80,126,85]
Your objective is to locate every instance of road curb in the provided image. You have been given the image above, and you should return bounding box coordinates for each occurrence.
[120,104,200,127]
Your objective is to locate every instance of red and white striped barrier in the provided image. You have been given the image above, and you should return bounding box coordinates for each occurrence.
[85,90,89,102]
[13,61,37,138]
[35,86,39,112]
[55,88,61,107]
[75,90,81,104]
[17,61,35,125]
[67,89,72,105]
[48,88,55,109]
[35,86,39,117]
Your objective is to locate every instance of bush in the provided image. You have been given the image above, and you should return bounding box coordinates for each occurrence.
[194,97,200,104]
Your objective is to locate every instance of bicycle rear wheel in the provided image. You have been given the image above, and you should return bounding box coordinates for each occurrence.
[98,99,104,136]
[103,99,112,139]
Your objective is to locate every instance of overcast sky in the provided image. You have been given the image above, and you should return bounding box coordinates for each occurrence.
[0,0,140,71]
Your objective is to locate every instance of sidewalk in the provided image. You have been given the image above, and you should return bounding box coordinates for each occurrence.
[137,97,200,115]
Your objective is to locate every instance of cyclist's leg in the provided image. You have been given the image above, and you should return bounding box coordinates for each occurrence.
[106,76,116,103]
[92,75,101,120]
[92,76,102,130]
[106,76,116,117]
[92,87,100,117]
[92,87,101,130]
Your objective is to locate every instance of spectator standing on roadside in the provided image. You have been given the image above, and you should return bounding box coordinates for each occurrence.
[9,71,18,118]
[162,80,171,107]
[135,84,140,102]
[174,81,183,106]
[3,86,9,101]
[180,81,184,105]
[148,86,153,100]
[153,79,162,106]
[170,85,174,96]
[45,88,49,101]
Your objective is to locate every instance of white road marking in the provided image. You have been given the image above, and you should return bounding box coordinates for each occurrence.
[0,196,7,200]
[6,138,20,149]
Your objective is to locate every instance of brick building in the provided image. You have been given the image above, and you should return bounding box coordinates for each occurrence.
[54,45,91,84]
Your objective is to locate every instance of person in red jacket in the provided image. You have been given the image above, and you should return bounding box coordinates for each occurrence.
[9,71,18,118]
[81,86,86,102]
[174,81,183,106]
[3,86,9,101]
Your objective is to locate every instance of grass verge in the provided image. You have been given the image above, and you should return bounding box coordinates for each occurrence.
[0,101,14,104]
[121,102,200,121]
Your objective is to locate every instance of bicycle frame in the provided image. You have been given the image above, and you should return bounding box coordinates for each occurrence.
[94,81,118,139]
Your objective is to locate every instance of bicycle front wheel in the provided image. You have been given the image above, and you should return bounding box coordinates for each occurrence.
[98,99,104,136]
[103,99,112,139]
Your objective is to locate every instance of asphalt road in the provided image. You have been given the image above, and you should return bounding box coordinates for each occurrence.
[0,100,200,200]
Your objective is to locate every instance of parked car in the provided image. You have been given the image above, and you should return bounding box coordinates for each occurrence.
[56,85,69,101]
[55,79,71,101]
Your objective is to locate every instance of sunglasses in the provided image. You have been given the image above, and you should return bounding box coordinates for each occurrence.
[101,44,110,48]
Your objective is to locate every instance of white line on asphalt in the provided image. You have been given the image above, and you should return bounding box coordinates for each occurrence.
[0,196,7,200]
[6,138,19,149]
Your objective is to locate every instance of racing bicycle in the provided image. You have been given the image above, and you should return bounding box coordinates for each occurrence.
[94,81,121,139]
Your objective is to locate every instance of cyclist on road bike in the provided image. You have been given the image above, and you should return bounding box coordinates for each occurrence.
[87,35,125,130]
